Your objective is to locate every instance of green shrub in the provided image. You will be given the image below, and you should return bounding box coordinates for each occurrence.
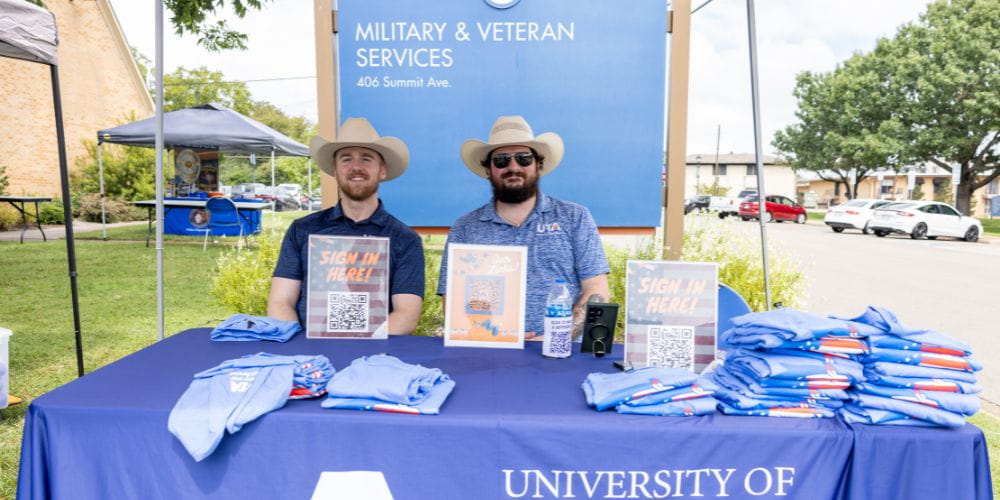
[605,213,807,328]
[38,199,65,225]
[72,139,156,201]
[208,216,806,336]
[0,204,20,231]
[676,213,807,312]
[417,247,444,337]
[74,193,145,223]
[211,230,281,315]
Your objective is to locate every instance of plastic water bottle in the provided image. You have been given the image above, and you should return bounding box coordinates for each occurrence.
[542,280,574,358]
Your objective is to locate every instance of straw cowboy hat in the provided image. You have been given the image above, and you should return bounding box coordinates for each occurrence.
[310,118,409,181]
[460,115,564,178]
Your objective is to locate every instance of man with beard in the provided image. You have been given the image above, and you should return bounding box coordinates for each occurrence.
[268,118,424,334]
[438,115,610,339]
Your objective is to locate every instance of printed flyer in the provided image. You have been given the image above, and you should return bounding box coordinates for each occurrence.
[444,243,526,348]
[306,235,390,339]
[624,261,718,373]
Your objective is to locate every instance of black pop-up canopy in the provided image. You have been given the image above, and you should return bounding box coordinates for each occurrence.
[97,103,309,156]
[0,0,85,376]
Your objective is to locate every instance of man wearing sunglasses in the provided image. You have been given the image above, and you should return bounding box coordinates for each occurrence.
[268,118,424,334]
[438,115,610,339]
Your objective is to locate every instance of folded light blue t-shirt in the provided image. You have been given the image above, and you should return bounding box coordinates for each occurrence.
[168,354,300,462]
[617,395,718,417]
[622,376,719,407]
[846,391,968,428]
[854,383,980,415]
[211,314,303,343]
[865,362,979,383]
[582,367,700,411]
[723,308,856,345]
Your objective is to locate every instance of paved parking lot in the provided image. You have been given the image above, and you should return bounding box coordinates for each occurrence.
[725,217,999,409]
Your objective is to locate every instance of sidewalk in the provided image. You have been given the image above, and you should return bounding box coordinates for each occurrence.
[0,220,146,242]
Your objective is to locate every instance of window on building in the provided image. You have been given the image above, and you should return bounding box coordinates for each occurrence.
[746,164,757,176]
[712,164,728,176]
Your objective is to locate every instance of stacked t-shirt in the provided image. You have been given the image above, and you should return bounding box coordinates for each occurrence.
[713,309,865,418]
[321,354,455,415]
[210,314,303,343]
[582,367,719,416]
[168,353,335,461]
[837,306,981,428]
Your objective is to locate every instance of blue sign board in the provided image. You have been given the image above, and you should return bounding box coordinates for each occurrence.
[338,0,665,227]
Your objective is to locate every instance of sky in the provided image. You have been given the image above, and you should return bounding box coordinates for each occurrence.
[108,0,933,156]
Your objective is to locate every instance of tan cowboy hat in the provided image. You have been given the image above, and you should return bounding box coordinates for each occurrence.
[310,118,409,181]
[460,115,564,178]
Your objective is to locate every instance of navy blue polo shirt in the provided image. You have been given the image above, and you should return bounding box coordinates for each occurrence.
[273,201,425,325]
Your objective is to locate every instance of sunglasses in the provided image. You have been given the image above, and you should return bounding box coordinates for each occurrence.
[491,152,535,169]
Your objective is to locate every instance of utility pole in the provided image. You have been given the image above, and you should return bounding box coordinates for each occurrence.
[663,0,692,261]
[695,155,702,195]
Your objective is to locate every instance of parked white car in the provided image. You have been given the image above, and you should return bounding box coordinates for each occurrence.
[869,201,983,242]
[708,189,758,218]
[824,199,894,234]
[278,183,302,198]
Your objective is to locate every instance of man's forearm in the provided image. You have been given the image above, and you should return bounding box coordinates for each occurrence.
[267,302,299,323]
[387,294,423,335]
[572,274,611,337]
[387,310,420,335]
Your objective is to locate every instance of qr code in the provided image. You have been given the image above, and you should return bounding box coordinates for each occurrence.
[327,292,369,331]
[647,325,695,369]
[464,276,504,315]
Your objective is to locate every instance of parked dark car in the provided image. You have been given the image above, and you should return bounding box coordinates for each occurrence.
[739,195,807,224]
[684,195,711,214]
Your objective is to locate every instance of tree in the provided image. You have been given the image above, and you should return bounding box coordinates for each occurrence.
[164,0,273,52]
[72,130,157,201]
[877,0,1000,214]
[696,180,729,197]
[773,51,905,200]
[163,66,255,114]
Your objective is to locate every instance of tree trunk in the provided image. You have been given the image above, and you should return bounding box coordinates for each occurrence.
[955,180,974,215]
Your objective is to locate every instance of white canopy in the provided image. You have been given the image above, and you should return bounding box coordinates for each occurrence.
[0,0,58,66]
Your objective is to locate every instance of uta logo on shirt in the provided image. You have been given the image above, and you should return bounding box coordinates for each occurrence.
[536,222,561,234]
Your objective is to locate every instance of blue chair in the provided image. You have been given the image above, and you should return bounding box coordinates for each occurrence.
[717,283,752,350]
[203,197,244,250]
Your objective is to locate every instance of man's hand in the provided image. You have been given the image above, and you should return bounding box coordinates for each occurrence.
[267,277,301,322]
[572,274,611,339]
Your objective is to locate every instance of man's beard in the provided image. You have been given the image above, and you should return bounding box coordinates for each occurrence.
[490,170,538,204]
[337,173,379,202]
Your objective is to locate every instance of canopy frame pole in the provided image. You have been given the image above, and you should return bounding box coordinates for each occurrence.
[50,65,85,377]
[97,142,107,239]
[155,0,165,341]
[307,159,313,212]
[270,149,276,227]
[746,0,772,309]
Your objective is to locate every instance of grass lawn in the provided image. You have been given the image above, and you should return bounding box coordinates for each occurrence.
[0,210,996,497]
[807,211,825,222]
[979,217,1000,236]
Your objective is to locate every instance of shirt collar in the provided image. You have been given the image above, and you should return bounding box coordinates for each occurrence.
[327,199,389,227]
[479,191,552,224]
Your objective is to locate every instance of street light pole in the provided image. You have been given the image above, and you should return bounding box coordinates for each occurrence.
[696,155,702,195]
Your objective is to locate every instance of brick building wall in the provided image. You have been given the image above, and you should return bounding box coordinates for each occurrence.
[0,0,152,196]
